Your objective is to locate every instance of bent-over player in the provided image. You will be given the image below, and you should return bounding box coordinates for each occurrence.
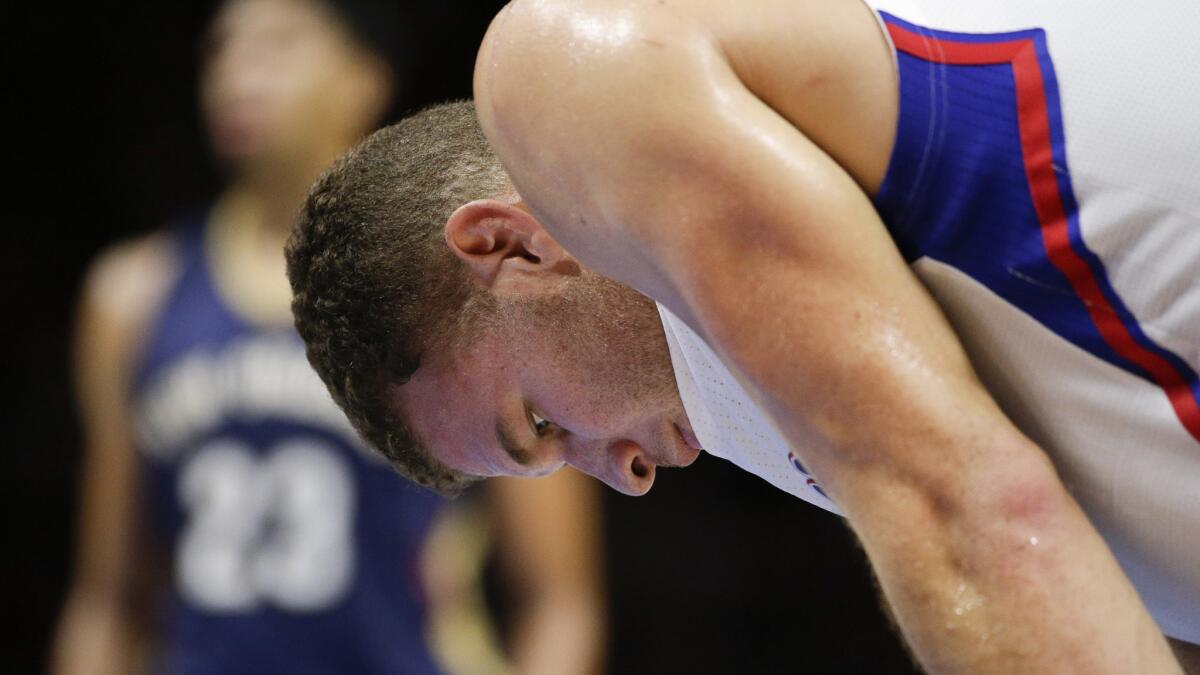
[286,0,1200,672]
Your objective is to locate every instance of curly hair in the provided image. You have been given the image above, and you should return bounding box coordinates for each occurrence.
[286,100,508,495]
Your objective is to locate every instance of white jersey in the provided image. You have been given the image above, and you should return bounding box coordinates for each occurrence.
[658,0,1200,642]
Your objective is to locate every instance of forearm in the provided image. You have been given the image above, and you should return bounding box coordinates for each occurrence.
[489,473,607,675]
[845,442,1175,673]
[53,588,146,675]
[684,257,1180,673]
[510,591,606,675]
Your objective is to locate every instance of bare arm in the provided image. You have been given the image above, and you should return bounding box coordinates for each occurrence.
[476,2,1181,672]
[52,238,175,675]
[489,469,607,675]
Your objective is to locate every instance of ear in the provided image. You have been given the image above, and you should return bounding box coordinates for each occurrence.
[445,199,580,290]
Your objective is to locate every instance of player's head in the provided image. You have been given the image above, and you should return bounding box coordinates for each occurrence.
[287,101,701,496]
[200,0,399,175]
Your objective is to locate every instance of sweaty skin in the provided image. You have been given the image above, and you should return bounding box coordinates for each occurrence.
[473,0,1186,672]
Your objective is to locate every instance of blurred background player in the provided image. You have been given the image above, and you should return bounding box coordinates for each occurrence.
[50,0,605,672]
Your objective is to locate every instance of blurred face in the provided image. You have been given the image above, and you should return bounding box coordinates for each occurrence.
[398,273,703,496]
[200,0,386,167]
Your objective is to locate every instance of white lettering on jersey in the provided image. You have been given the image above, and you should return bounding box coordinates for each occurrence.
[176,437,356,613]
[135,333,379,463]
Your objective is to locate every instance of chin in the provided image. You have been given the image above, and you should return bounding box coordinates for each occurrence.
[209,124,270,162]
[212,145,263,169]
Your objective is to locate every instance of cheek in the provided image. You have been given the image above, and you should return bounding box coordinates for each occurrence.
[575,344,672,411]
[542,341,666,425]
[418,397,497,476]
[539,370,646,439]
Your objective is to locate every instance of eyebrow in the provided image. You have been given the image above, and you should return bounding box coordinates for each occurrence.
[495,417,536,467]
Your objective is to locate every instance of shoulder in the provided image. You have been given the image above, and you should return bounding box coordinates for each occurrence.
[473,0,730,180]
[474,1,749,295]
[475,0,721,141]
[476,0,711,69]
[76,230,182,376]
[81,230,179,326]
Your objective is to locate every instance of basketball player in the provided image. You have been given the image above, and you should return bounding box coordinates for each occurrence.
[52,1,605,673]
[286,0,1200,671]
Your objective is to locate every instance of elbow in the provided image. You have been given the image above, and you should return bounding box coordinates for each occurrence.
[845,421,1075,540]
[959,438,1070,531]
[987,454,1071,529]
[918,437,1080,577]
[914,433,1071,530]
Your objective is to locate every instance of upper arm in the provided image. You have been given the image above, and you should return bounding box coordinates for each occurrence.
[70,234,177,590]
[55,235,178,674]
[488,469,606,674]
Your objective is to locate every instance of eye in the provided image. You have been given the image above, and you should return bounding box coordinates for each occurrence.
[530,410,554,436]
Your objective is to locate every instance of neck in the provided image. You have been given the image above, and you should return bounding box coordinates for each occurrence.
[208,137,359,325]
[228,162,313,239]
[207,169,310,327]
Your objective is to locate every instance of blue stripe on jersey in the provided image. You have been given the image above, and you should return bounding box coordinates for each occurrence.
[1031,23,1200,415]
[872,13,1200,435]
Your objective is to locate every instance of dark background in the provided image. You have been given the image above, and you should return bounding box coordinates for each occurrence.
[3,2,917,672]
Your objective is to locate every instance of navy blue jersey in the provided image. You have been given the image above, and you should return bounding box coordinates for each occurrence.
[132,213,445,674]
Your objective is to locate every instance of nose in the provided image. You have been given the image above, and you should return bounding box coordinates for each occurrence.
[569,439,656,496]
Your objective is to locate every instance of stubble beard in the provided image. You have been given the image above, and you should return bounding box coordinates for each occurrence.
[524,270,681,413]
